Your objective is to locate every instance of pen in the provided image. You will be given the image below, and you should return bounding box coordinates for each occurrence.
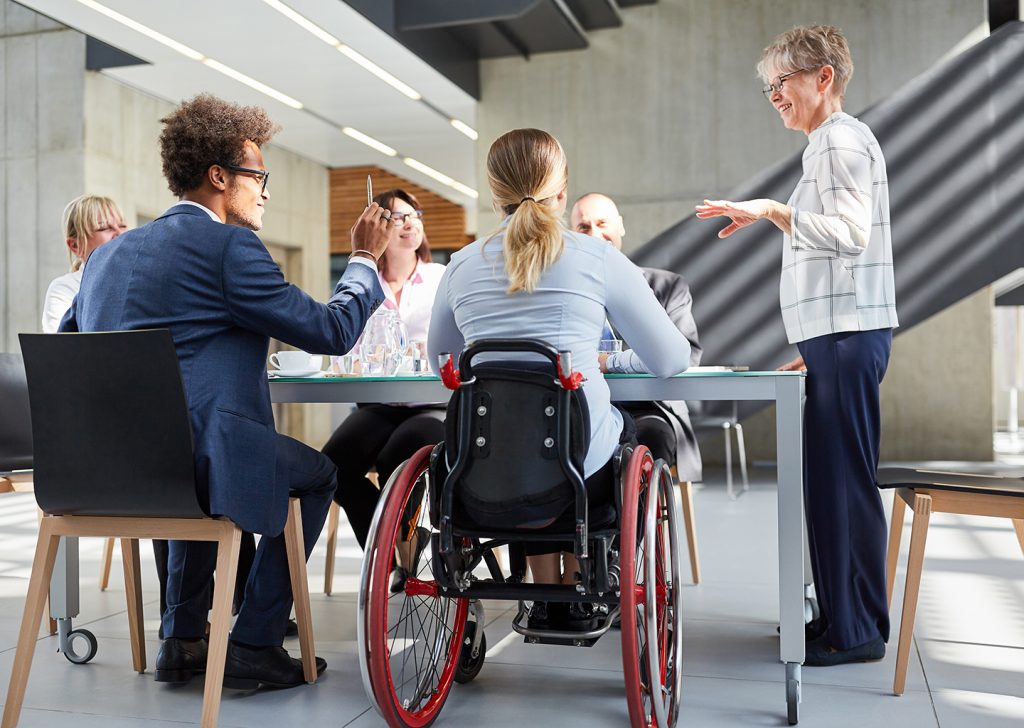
[367,175,372,208]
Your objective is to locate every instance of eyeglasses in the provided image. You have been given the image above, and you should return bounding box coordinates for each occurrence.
[389,210,424,224]
[762,68,811,100]
[219,163,270,193]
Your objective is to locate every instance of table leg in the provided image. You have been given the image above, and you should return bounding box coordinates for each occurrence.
[775,376,805,723]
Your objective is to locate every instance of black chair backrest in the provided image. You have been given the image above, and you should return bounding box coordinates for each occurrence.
[441,341,590,530]
[0,353,33,473]
[18,330,206,518]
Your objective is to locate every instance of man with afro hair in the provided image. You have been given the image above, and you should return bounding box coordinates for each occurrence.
[61,94,394,689]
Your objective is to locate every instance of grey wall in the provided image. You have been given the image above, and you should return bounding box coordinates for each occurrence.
[0,0,85,352]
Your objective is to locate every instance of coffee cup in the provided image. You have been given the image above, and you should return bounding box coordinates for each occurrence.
[269,351,320,372]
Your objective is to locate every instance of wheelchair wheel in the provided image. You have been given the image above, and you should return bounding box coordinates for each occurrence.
[360,445,469,728]
[620,450,683,728]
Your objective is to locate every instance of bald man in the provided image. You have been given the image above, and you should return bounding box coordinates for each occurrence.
[571,193,703,483]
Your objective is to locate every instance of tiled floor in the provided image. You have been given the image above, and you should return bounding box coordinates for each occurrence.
[0,464,1021,727]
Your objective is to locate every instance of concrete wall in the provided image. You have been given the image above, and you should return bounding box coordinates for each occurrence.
[0,0,85,352]
[477,0,985,249]
[476,0,993,462]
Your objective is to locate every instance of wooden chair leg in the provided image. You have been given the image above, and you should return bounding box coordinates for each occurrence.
[679,480,701,584]
[894,492,931,696]
[34,507,57,635]
[200,523,241,728]
[2,518,62,728]
[886,490,907,610]
[1012,519,1024,557]
[285,497,317,683]
[99,537,115,591]
[323,500,339,596]
[121,538,146,673]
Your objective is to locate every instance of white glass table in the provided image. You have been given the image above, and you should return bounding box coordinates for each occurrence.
[271,370,809,724]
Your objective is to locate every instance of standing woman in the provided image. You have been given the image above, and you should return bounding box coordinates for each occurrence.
[323,189,447,549]
[42,195,127,332]
[696,25,898,666]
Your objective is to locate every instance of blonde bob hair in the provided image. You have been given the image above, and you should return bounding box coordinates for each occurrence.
[486,128,568,293]
[756,24,854,99]
[61,195,126,272]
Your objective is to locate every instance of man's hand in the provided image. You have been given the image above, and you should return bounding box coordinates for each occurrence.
[777,355,806,372]
[350,202,394,261]
[695,198,791,237]
[598,352,610,373]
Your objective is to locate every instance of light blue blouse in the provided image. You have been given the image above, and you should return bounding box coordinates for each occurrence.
[428,224,691,476]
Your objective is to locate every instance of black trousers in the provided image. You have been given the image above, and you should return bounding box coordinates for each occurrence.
[322,404,445,549]
[620,403,676,465]
[798,329,892,650]
[161,434,336,647]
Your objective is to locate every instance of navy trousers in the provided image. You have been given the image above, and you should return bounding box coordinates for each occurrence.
[162,433,337,647]
[797,328,892,650]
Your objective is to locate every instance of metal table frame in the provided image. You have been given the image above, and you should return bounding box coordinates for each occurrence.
[271,370,808,723]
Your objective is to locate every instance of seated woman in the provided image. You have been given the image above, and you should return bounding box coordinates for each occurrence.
[427,128,691,629]
[42,195,127,333]
[323,188,447,549]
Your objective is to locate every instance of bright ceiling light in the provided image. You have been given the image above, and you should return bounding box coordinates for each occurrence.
[261,0,339,46]
[337,45,422,101]
[202,59,303,109]
[449,119,479,141]
[404,158,479,199]
[74,0,203,60]
[343,127,398,157]
[450,181,480,200]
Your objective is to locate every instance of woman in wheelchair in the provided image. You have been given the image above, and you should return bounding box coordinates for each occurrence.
[427,128,692,629]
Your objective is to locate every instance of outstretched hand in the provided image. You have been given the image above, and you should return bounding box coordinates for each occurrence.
[350,202,394,260]
[695,198,781,238]
[777,355,807,372]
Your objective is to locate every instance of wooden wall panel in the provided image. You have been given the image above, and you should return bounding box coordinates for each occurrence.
[330,165,472,255]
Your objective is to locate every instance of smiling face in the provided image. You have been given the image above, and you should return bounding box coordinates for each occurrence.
[387,197,424,254]
[765,64,840,136]
[224,140,269,231]
[570,193,625,250]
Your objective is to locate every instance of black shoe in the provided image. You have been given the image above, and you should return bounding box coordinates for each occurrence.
[527,601,551,629]
[804,635,885,667]
[566,602,599,632]
[285,619,299,638]
[390,526,431,594]
[223,642,327,690]
[776,617,827,642]
[154,637,208,684]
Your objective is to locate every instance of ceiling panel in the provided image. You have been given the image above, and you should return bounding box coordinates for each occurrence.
[18,0,478,204]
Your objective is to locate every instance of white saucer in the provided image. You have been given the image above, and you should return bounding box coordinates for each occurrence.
[270,368,322,378]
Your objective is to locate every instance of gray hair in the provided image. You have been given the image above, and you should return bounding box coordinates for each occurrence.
[756,25,854,99]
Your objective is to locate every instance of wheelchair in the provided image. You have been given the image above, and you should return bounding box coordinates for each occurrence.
[357,339,683,728]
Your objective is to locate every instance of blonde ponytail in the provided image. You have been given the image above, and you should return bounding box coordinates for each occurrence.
[485,129,568,293]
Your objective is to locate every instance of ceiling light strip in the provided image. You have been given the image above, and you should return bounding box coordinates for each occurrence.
[78,0,478,199]
[75,0,203,60]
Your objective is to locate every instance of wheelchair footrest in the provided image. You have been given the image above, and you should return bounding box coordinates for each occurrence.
[510,603,618,647]
[524,633,600,648]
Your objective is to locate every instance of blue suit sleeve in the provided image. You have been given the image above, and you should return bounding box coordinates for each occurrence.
[221,228,385,355]
[57,296,79,333]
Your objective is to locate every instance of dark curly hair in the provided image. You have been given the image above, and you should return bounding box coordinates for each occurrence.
[159,94,280,197]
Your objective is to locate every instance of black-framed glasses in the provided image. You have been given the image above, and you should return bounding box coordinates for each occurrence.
[389,210,424,224]
[762,68,811,100]
[219,163,270,193]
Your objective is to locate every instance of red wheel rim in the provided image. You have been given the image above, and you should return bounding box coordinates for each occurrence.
[366,445,469,727]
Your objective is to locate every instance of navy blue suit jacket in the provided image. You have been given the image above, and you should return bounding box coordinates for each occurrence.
[61,204,385,535]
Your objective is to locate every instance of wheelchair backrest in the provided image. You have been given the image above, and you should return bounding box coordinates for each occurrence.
[441,360,590,530]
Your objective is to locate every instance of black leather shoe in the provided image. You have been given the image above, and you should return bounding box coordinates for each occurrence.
[566,602,599,632]
[223,642,326,690]
[285,619,299,637]
[804,635,885,667]
[776,617,828,642]
[154,637,208,684]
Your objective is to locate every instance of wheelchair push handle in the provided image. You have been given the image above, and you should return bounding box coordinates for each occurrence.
[443,339,583,391]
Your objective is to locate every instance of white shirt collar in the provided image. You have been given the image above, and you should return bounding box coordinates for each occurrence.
[176,200,222,223]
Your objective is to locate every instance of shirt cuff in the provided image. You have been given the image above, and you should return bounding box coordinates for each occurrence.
[348,256,378,271]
